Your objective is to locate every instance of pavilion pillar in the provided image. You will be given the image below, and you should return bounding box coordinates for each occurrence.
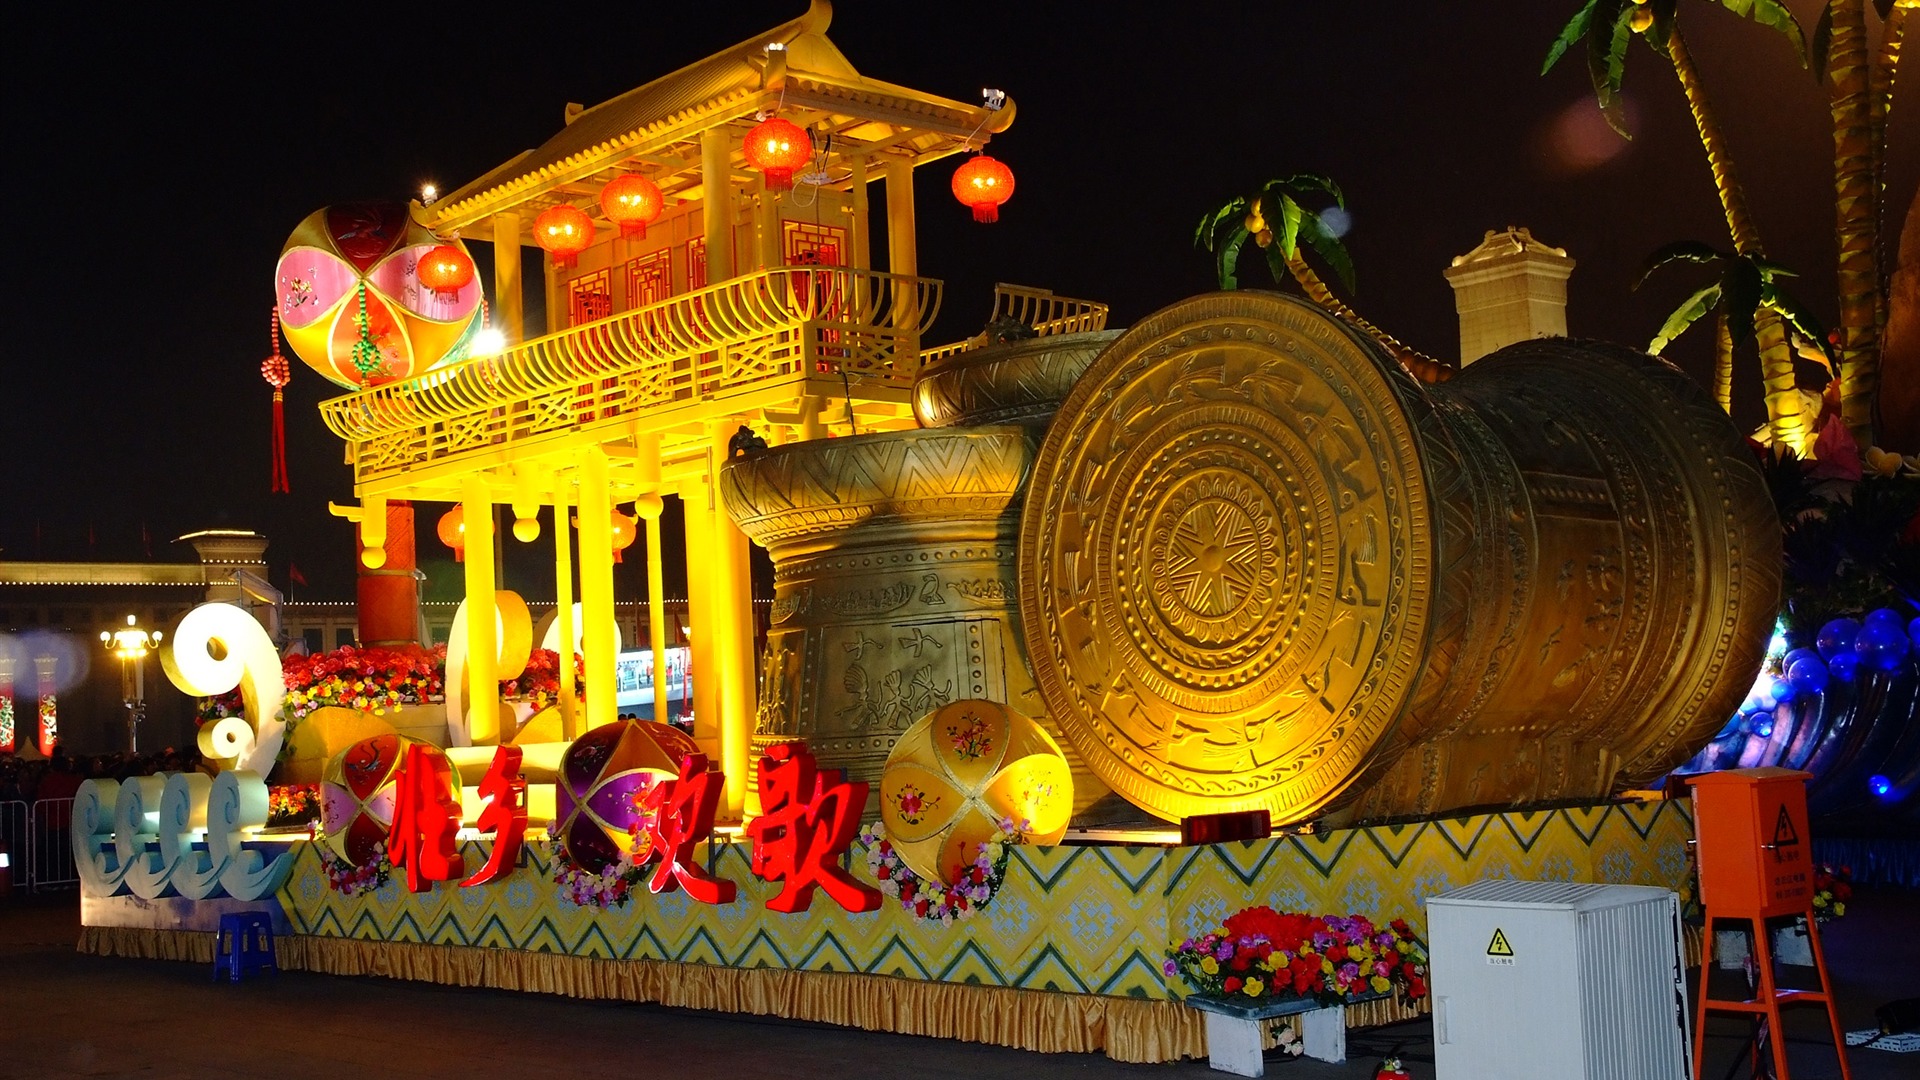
[884,154,919,347]
[849,156,871,273]
[709,420,756,818]
[684,488,721,755]
[636,434,672,726]
[492,213,523,344]
[460,477,500,745]
[577,448,620,730]
[552,494,579,739]
[701,128,735,281]
[756,175,783,271]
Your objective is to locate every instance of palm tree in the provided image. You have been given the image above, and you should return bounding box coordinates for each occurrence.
[1194,174,1453,383]
[1814,0,1909,444]
[1635,241,1832,414]
[1546,0,1816,453]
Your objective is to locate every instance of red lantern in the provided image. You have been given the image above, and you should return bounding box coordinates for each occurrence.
[611,511,637,564]
[262,309,292,494]
[951,154,1015,223]
[417,244,475,301]
[534,205,594,269]
[743,117,812,192]
[438,506,466,562]
[601,175,664,240]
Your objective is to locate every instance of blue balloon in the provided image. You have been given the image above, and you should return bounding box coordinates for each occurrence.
[1769,676,1797,703]
[1865,607,1906,630]
[1787,656,1829,695]
[1869,774,1892,797]
[1816,618,1862,661]
[1784,647,1823,672]
[1827,650,1862,682]
[1909,616,1920,651]
[1857,620,1910,671]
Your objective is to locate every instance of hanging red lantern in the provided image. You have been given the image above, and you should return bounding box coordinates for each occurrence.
[743,116,812,192]
[601,175,664,240]
[261,309,292,494]
[610,511,637,564]
[438,506,466,562]
[417,244,475,301]
[534,205,595,269]
[951,154,1015,223]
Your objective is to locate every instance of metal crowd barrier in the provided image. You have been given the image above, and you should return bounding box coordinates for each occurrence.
[0,799,27,891]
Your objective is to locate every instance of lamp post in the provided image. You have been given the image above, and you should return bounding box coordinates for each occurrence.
[101,615,162,754]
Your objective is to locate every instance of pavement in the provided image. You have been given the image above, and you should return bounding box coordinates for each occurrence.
[0,889,1913,1079]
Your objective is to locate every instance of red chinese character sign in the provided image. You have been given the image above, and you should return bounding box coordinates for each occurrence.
[746,743,882,914]
[461,746,529,888]
[387,742,465,892]
[639,753,735,904]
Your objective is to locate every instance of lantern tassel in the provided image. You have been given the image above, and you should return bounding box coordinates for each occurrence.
[972,204,999,224]
[271,389,290,493]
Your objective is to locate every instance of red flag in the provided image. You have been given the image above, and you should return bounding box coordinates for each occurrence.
[288,562,308,587]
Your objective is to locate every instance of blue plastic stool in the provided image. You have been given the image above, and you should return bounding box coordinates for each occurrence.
[212,912,277,982]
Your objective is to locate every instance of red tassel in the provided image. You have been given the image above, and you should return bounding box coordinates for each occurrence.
[271,390,289,493]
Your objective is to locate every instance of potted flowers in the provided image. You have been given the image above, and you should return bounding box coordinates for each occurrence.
[1168,905,1428,1072]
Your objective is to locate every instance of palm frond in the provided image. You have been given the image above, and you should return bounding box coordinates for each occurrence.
[1649,283,1723,354]
[1545,0,1604,73]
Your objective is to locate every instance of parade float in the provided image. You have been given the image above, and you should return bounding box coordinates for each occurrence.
[70,0,1920,1065]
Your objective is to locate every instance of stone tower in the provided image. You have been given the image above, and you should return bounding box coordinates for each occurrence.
[1444,227,1575,364]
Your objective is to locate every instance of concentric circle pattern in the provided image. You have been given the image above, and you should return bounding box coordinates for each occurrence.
[1018,293,1435,823]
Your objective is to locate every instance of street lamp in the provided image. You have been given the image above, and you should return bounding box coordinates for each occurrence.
[101,615,162,754]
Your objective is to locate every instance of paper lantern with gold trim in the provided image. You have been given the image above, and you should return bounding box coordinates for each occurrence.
[952,155,1014,223]
[601,174,663,239]
[555,720,702,873]
[744,116,811,192]
[534,205,594,269]
[274,202,481,389]
[320,732,428,865]
[880,700,1072,886]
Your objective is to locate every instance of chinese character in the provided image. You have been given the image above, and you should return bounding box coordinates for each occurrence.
[745,743,881,913]
[460,746,528,888]
[388,743,466,892]
[639,753,736,904]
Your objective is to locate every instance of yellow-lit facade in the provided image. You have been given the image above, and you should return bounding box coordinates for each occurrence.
[319,0,1014,817]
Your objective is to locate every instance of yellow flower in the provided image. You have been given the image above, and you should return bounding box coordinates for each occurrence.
[1321,959,1335,973]
[1370,975,1392,994]
[1200,956,1219,975]
[1833,902,1846,917]
[1243,978,1264,996]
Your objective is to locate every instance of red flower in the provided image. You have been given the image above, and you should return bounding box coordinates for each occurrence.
[1223,976,1243,994]
[1327,943,1349,964]
[914,899,929,918]
[1230,955,1250,972]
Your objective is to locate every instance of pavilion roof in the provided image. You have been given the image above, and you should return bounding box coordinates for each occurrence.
[430,0,1009,233]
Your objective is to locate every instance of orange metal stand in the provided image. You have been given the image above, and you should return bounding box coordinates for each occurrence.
[1694,910,1851,1080]
[1689,768,1852,1080]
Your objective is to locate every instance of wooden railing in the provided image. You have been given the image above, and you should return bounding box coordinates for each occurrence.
[919,283,1110,364]
[320,267,941,482]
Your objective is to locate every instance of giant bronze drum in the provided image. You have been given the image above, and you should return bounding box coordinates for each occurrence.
[1016,292,1780,824]
[719,424,1108,811]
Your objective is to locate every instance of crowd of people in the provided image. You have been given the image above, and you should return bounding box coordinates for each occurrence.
[0,747,204,806]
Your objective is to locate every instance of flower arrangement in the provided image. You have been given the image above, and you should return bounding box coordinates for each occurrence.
[267,784,322,828]
[502,648,585,711]
[194,688,245,729]
[1811,863,1853,922]
[1165,905,1430,1005]
[314,836,390,897]
[282,643,446,721]
[546,822,648,909]
[858,819,1022,924]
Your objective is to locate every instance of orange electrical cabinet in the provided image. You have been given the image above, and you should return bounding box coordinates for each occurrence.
[1687,767,1814,918]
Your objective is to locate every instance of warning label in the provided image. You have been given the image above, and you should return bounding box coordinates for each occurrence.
[1486,928,1515,966]
[1773,805,1800,849]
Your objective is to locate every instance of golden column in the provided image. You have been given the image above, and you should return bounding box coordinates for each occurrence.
[491,212,522,344]
[883,154,917,344]
[692,421,757,818]
[552,494,579,739]
[460,475,499,742]
[701,128,735,281]
[636,434,671,726]
[576,448,619,730]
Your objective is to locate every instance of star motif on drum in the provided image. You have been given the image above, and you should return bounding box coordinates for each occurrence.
[1163,498,1261,619]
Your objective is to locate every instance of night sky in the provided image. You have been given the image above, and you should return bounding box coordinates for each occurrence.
[7,1,1914,601]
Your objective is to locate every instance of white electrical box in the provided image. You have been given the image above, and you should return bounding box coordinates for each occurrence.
[1427,879,1690,1080]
